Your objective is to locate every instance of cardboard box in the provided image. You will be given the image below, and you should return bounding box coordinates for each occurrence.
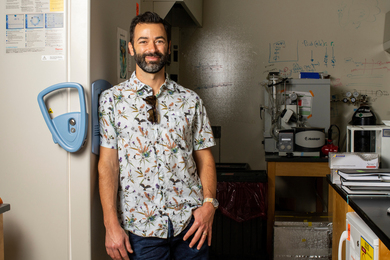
[329,153,379,184]
[274,213,332,260]
[329,152,379,169]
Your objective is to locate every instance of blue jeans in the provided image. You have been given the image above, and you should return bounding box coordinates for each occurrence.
[128,217,209,260]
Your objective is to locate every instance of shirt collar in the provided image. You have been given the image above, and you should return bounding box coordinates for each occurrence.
[128,72,176,94]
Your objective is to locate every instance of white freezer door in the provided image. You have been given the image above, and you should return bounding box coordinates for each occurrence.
[339,212,379,260]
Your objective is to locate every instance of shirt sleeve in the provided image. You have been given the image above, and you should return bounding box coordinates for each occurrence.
[192,97,216,151]
[99,89,118,149]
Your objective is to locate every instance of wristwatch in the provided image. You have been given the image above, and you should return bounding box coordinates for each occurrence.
[203,198,219,209]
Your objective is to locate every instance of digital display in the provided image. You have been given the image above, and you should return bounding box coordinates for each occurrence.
[383,129,390,137]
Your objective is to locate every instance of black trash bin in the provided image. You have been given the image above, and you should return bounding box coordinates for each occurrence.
[210,166,268,260]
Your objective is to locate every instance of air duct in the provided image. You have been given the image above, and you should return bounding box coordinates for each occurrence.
[141,0,203,27]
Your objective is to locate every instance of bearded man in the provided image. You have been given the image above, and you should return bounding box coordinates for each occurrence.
[98,11,218,260]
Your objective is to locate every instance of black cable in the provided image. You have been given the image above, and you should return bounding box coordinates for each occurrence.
[334,125,340,147]
[328,124,341,147]
[260,106,263,120]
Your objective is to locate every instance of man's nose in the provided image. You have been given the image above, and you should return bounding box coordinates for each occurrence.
[147,41,157,52]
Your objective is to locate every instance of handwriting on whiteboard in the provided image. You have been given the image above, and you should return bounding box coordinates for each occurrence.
[269,40,299,63]
[269,40,336,69]
[338,0,380,29]
[345,58,390,74]
[194,82,233,90]
[194,62,223,72]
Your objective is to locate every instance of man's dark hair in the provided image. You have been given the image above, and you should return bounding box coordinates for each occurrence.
[129,12,171,45]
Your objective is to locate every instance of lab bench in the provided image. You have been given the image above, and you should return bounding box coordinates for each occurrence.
[265,155,330,257]
[327,176,390,259]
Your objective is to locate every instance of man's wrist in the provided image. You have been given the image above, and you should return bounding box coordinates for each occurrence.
[103,212,121,228]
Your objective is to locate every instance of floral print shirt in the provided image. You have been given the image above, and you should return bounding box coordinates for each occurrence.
[99,72,215,238]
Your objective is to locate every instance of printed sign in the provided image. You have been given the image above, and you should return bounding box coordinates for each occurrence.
[360,236,374,260]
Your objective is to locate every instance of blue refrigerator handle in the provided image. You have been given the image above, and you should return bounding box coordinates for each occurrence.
[91,79,112,155]
[37,82,88,153]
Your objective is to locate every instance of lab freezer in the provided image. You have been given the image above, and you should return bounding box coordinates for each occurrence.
[338,212,379,260]
[0,0,136,259]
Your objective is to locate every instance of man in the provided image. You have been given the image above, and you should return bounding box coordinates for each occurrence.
[98,12,218,260]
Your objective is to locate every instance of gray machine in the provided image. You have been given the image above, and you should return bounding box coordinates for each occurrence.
[262,73,330,155]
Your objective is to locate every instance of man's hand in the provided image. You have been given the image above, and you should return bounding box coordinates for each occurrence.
[186,147,217,250]
[105,224,133,260]
[99,147,131,259]
[183,202,216,250]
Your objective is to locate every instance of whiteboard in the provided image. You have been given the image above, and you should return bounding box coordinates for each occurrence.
[179,0,390,169]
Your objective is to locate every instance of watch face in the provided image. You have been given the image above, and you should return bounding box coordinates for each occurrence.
[204,198,219,208]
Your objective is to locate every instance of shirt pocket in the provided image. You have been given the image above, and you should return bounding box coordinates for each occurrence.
[164,111,193,153]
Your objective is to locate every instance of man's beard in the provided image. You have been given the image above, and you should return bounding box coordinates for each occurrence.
[134,49,169,74]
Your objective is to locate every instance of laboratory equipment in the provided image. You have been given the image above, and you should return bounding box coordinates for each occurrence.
[37,83,88,153]
[262,73,330,155]
[321,125,339,156]
[294,127,325,153]
[347,125,390,168]
[274,213,332,260]
[348,104,377,156]
[278,127,326,157]
[341,91,363,105]
[278,129,294,154]
[350,105,377,126]
[338,212,379,260]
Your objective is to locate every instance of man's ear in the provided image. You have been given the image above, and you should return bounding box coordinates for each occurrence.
[168,41,171,55]
[128,42,135,56]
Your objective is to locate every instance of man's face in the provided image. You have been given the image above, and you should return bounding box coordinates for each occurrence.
[129,23,170,74]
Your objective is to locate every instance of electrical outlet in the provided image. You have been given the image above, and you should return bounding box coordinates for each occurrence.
[212,126,221,139]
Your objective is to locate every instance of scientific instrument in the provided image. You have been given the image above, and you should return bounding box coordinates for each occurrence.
[261,72,330,156]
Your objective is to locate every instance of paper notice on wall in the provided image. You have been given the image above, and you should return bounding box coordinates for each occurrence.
[295,91,313,118]
[50,0,64,12]
[5,0,65,56]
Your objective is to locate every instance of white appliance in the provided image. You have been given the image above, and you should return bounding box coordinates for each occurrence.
[0,1,137,259]
[347,125,390,168]
[339,212,379,260]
